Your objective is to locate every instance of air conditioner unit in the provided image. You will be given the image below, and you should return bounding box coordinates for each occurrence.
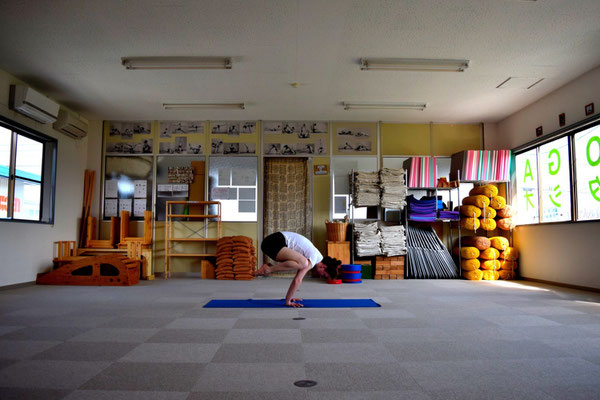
[53,109,88,139]
[9,85,60,124]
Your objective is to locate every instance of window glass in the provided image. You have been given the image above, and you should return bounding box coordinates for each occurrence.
[208,156,257,222]
[12,178,40,220]
[332,157,378,220]
[0,127,10,173]
[515,149,540,224]
[539,137,571,222]
[15,134,43,181]
[0,176,8,219]
[574,125,600,221]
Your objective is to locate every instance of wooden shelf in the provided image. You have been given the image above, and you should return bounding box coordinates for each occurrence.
[167,238,219,242]
[166,253,217,257]
[165,201,221,279]
[167,214,220,218]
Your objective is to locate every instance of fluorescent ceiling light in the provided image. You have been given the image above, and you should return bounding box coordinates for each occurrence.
[343,102,426,111]
[162,103,245,110]
[360,58,469,72]
[122,57,232,70]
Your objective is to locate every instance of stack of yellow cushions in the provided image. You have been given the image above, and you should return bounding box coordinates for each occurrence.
[457,235,517,280]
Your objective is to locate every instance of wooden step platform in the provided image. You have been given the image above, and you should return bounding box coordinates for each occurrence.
[37,254,140,286]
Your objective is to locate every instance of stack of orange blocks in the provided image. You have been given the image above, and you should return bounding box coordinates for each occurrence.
[215,236,257,280]
[374,256,405,279]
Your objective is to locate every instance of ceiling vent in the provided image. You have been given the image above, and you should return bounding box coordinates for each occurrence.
[53,109,88,139]
[9,85,60,124]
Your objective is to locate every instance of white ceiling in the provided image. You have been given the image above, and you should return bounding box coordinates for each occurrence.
[0,0,599,123]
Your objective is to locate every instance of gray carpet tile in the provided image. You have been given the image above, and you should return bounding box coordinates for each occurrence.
[166,317,238,329]
[385,338,569,362]
[0,360,110,389]
[0,326,90,341]
[492,357,600,387]
[68,328,159,343]
[298,318,368,329]
[301,328,377,343]
[0,340,61,360]
[0,326,22,336]
[0,278,599,398]
[192,363,307,392]
[426,386,554,400]
[304,362,421,391]
[0,359,17,371]
[81,362,205,391]
[233,318,300,329]
[189,391,309,400]
[211,343,304,363]
[32,342,138,362]
[119,343,220,363]
[30,316,113,328]
[0,387,71,400]
[303,343,397,363]
[400,359,530,391]
[307,391,434,400]
[63,390,189,400]
[182,308,244,318]
[147,328,229,343]
[99,316,176,329]
[541,384,600,400]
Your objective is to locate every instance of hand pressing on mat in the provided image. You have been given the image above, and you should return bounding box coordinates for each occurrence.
[286,298,303,307]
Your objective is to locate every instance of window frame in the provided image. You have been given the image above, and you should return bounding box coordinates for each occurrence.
[0,115,57,224]
[513,114,600,225]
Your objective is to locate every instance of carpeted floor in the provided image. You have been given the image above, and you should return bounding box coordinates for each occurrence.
[0,277,599,399]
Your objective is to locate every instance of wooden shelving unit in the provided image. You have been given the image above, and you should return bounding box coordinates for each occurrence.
[164,201,221,278]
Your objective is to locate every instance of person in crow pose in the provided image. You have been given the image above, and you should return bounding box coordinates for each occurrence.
[255,231,341,307]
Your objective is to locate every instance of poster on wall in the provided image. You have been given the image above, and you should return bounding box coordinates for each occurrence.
[332,122,377,155]
[209,121,258,155]
[262,121,329,156]
[106,121,153,154]
[158,121,205,155]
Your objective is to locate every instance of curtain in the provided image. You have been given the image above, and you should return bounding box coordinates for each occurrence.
[263,158,312,257]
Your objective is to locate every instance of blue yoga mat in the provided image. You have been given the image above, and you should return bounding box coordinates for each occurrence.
[203,298,380,308]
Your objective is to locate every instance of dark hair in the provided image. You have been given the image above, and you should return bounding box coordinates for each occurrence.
[321,256,342,279]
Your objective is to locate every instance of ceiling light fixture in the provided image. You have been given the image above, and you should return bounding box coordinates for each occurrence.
[163,103,245,110]
[122,57,232,70]
[360,58,469,72]
[343,102,427,111]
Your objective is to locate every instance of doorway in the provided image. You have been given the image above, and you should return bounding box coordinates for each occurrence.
[262,157,312,264]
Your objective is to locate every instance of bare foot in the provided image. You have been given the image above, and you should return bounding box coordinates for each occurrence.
[254,263,272,277]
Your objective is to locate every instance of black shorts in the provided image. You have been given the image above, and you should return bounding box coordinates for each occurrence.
[261,232,287,260]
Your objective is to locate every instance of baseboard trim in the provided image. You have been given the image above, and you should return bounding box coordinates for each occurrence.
[522,277,600,294]
[0,281,36,291]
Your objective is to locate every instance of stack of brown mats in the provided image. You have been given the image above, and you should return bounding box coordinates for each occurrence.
[215,236,257,280]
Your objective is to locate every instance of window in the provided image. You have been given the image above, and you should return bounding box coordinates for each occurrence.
[513,116,600,224]
[515,149,540,224]
[539,137,571,222]
[332,157,378,220]
[574,124,600,221]
[0,117,56,223]
[208,156,257,222]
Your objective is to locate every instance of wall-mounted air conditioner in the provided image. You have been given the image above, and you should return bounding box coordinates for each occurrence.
[9,85,60,124]
[53,109,88,139]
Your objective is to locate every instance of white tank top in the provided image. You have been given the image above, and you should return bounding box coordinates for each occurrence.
[281,231,323,268]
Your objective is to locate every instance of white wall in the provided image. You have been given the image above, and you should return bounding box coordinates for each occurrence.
[0,69,88,286]
[493,66,600,289]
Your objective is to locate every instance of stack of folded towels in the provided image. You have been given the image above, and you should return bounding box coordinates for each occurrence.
[407,195,437,222]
